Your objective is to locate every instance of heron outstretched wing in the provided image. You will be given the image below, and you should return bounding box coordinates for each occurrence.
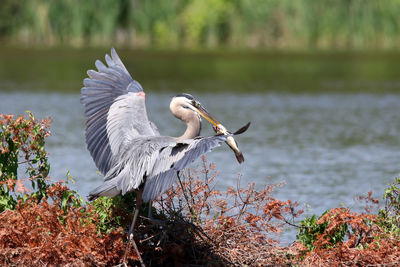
[142,135,227,201]
[88,135,226,202]
[81,48,158,175]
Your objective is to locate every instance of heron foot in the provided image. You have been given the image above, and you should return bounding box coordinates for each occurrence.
[121,231,145,267]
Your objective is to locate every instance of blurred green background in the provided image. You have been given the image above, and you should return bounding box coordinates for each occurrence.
[1,0,400,50]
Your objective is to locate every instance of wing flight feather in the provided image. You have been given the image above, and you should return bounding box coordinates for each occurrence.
[81,48,158,175]
[141,135,226,201]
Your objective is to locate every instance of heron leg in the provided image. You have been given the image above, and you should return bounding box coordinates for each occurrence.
[147,200,152,219]
[127,191,142,238]
[122,190,144,266]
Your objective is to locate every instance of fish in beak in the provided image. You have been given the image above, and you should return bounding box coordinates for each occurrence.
[189,98,250,164]
[213,122,250,164]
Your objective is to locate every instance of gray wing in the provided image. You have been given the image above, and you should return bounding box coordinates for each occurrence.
[81,48,158,175]
[88,135,227,202]
[142,135,227,202]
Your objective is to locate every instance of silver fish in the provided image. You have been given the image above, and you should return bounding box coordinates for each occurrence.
[214,122,250,164]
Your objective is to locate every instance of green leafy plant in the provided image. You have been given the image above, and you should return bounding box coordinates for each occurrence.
[297,213,327,251]
[297,210,349,251]
[89,195,130,234]
[378,177,400,235]
[0,112,51,212]
[0,113,140,265]
[296,181,400,254]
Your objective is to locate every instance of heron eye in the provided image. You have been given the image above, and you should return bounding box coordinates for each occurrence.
[192,100,201,108]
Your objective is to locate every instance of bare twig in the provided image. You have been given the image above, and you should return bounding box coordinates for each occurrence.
[177,172,197,222]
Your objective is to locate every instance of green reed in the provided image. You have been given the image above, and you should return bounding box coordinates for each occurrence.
[1,0,400,49]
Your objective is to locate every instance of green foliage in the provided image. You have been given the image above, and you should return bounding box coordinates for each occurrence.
[89,196,130,234]
[0,112,51,212]
[297,210,348,251]
[0,0,30,36]
[2,0,400,49]
[181,0,234,46]
[0,112,133,234]
[58,172,85,214]
[88,191,155,234]
[378,177,400,235]
[0,112,149,236]
[298,177,400,253]
[48,0,121,44]
[89,197,120,233]
[297,214,325,251]
[0,111,87,221]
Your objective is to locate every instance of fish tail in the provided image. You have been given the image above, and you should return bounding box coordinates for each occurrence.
[235,151,244,163]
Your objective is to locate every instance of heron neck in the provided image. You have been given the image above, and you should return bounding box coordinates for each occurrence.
[177,116,201,141]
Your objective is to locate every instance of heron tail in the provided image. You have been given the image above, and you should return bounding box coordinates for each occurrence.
[87,179,120,201]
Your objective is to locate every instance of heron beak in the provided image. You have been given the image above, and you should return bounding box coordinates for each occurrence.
[194,105,221,127]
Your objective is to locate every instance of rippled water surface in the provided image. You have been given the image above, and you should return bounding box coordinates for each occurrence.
[1,48,400,242]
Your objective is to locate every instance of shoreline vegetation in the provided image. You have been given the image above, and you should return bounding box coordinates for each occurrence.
[1,114,400,265]
[1,0,400,50]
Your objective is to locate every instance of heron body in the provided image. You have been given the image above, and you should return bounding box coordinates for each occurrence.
[81,48,226,203]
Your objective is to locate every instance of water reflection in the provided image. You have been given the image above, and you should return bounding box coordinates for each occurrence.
[2,48,400,93]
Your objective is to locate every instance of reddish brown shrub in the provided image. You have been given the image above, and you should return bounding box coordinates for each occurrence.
[294,207,400,266]
[0,183,139,266]
[4,112,400,266]
[154,156,300,266]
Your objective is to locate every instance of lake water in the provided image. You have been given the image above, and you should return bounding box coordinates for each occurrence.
[1,48,400,243]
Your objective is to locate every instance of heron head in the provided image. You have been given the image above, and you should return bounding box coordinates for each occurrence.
[171,93,220,127]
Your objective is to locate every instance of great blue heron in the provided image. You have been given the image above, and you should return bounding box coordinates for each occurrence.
[80,48,228,238]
